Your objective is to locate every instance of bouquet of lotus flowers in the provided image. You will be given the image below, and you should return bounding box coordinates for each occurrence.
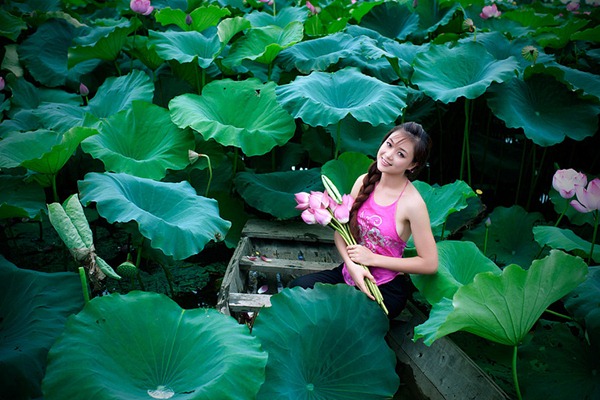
[294,176,388,315]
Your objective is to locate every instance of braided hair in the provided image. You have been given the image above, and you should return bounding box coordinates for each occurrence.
[348,122,431,241]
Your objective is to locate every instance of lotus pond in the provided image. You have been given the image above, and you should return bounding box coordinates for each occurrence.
[0,0,599,399]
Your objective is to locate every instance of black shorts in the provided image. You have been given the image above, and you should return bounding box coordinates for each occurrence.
[288,264,412,320]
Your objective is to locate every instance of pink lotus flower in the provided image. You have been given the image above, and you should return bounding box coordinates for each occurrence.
[0,77,4,91]
[295,192,310,210]
[306,0,317,14]
[314,207,332,225]
[309,191,330,210]
[334,194,354,224]
[552,169,587,199]
[301,209,317,224]
[79,82,89,96]
[566,1,580,11]
[480,4,501,19]
[130,0,154,15]
[571,178,600,213]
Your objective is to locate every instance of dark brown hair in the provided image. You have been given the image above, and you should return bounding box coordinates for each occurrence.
[348,122,431,241]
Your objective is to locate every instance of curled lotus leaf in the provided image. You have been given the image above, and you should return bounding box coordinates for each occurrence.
[275,67,408,127]
[78,172,231,260]
[155,5,231,32]
[252,284,399,400]
[412,41,519,104]
[169,78,296,157]
[43,291,267,400]
[246,6,308,28]
[358,1,420,41]
[82,101,195,180]
[148,30,222,68]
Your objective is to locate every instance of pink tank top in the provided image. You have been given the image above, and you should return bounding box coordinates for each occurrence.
[342,184,408,286]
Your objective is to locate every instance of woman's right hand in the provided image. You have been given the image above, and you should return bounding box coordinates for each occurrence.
[346,261,376,301]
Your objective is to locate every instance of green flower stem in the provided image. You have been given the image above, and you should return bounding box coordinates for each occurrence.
[78,267,90,304]
[328,217,388,314]
[135,240,146,291]
[50,174,59,203]
[334,121,341,160]
[512,345,523,400]
[588,210,598,265]
[483,225,489,256]
[460,99,472,185]
[200,154,213,196]
[543,308,573,321]
[555,202,569,227]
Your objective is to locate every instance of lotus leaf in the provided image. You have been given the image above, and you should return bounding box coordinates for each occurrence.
[87,69,155,118]
[124,35,164,71]
[82,101,194,180]
[222,21,304,67]
[19,19,99,87]
[155,5,231,32]
[411,240,501,306]
[148,30,222,68]
[0,8,27,41]
[234,168,323,219]
[412,0,459,37]
[413,180,477,239]
[0,175,46,219]
[414,250,588,346]
[0,256,84,400]
[461,205,543,268]
[246,6,308,28]
[533,226,600,263]
[43,291,267,400]
[542,62,600,102]
[359,1,419,41]
[252,284,399,399]
[67,17,140,68]
[275,67,408,127]
[533,19,589,49]
[486,74,599,146]
[169,78,295,157]
[277,32,360,73]
[412,41,519,104]
[326,117,392,157]
[564,266,600,345]
[519,320,600,400]
[321,152,373,196]
[0,127,97,174]
[217,16,251,45]
[78,172,231,260]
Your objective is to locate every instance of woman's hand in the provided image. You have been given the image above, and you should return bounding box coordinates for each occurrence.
[345,259,376,301]
[347,244,375,266]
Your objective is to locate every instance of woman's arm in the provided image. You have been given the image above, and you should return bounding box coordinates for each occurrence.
[347,198,438,275]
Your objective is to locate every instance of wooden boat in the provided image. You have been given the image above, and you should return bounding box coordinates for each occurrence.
[217,219,510,400]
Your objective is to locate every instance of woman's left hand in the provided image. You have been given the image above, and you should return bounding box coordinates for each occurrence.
[346,244,375,266]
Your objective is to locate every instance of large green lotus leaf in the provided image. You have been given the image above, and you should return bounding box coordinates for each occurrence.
[0,256,84,400]
[0,8,27,41]
[222,21,304,67]
[412,41,519,104]
[321,152,373,196]
[124,35,164,71]
[252,284,399,399]
[0,127,97,174]
[5,76,81,118]
[169,78,295,157]
[533,226,600,264]
[412,0,459,37]
[217,16,251,44]
[462,205,543,268]
[519,320,600,400]
[539,62,600,102]
[533,19,589,49]
[33,102,98,132]
[486,74,599,146]
[78,172,231,259]
[359,1,419,40]
[277,32,360,73]
[234,168,323,219]
[68,17,140,68]
[414,250,588,346]
[411,240,501,306]
[148,30,222,68]
[42,291,266,400]
[0,175,46,219]
[564,267,600,345]
[276,67,407,127]
[326,117,392,157]
[413,180,477,239]
[155,5,231,32]
[246,6,307,28]
[87,69,154,119]
[82,101,194,180]
[18,19,100,87]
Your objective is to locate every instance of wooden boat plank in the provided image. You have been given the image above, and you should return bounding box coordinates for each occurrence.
[239,258,339,275]
[242,219,334,242]
[229,293,271,312]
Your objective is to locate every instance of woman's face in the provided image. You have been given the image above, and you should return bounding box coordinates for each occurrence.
[376,130,417,176]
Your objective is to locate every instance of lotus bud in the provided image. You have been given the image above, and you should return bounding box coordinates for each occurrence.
[130,0,154,15]
[571,178,600,213]
[306,0,317,14]
[566,1,580,11]
[189,149,200,164]
[185,14,193,25]
[0,77,4,91]
[462,18,475,33]
[485,217,491,227]
[552,169,587,199]
[521,45,539,64]
[295,192,310,210]
[79,82,89,96]
[480,4,501,19]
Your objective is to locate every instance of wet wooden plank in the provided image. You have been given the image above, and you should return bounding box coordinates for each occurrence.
[239,257,338,275]
[229,293,271,312]
[387,303,510,400]
[242,219,335,243]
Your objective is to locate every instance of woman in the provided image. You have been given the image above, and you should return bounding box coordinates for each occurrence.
[290,122,438,319]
